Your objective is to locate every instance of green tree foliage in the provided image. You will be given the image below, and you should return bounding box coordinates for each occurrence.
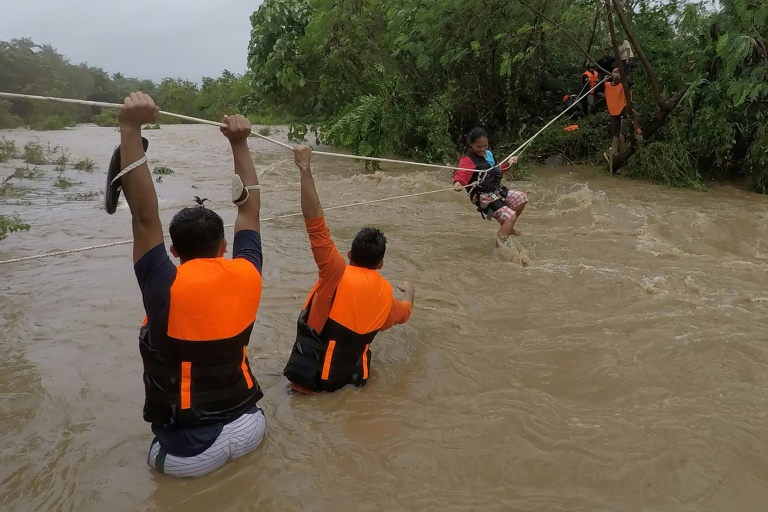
[0,38,157,129]
[196,70,253,120]
[0,38,256,130]
[247,0,768,190]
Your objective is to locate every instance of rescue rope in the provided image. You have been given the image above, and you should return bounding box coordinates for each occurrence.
[0,80,603,173]
[0,185,465,265]
[0,92,495,173]
[0,81,602,265]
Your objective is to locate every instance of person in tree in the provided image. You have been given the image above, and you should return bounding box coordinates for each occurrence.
[620,40,635,75]
[452,128,527,244]
[581,63,600,114]
[602,68,643,166]
[596,48,615,79]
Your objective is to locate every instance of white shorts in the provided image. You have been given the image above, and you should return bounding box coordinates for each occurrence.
[148,408,266,478]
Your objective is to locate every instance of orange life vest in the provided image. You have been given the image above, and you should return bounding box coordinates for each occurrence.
[582,70,598,89]
[283,265,394,392]
[604,82,627,116]
[140,257,263,428]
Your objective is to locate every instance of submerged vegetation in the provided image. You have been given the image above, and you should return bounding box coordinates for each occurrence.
[1,0,766,244]
[0,138,101,239]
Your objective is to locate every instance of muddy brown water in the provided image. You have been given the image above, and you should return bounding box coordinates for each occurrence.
[1,124,768,512]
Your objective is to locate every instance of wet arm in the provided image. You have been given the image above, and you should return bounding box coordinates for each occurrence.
[299,164,347,332]
[232,139,260,234]
[300,164,346,280]
[299,163,323,219]
[380,296,414,331]
[119,126,163,264]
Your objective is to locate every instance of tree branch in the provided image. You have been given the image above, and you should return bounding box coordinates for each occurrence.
[585,7,601,66]
[611,0,665,107]
[605,0,636,125]
[517,0,612,75]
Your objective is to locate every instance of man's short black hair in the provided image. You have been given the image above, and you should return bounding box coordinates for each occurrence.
[350,227,386,269]
[169,206,225,261]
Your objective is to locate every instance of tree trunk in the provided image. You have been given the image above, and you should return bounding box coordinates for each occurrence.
[605,0,634,120]
[610,83,689,169]
[611,0,666,107]
[603,0,691,173]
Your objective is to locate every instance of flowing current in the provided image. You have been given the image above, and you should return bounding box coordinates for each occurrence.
[1,125,768,512]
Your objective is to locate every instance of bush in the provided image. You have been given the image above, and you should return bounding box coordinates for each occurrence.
[523,113,611,166]
[29,114,76,131]
[0,100,23,129]
[0,137,18,162]
[93,109,119,127]
[0,214,30,241]
[624,140,705,190]
[23,141,48,165]
[73,157,96,172]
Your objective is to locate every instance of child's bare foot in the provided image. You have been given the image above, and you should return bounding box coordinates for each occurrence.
[511,228,521,236]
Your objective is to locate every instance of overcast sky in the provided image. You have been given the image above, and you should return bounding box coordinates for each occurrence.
[0,0,264,83]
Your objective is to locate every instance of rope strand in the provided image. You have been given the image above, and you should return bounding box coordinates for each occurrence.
[0,185,462,265]
[0,81,602,173]
[0,81,603,266]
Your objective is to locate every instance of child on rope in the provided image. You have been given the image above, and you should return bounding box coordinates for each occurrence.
[452,128,528,243]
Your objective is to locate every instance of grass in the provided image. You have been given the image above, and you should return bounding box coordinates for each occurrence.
[54,174,77,189]
[65,191,100,201]
[23,141,48,165]
[153,166,175,175]
[0,214,30,241]
[624,140,706,191]
[74,158,96,172]
[53,151,70,172]
[10,166,44,180]
[0,137,19,162]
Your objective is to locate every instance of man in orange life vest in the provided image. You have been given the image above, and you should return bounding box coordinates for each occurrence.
[109,92,266,477]
[282,145,415,393]
[582,63,600,114]
[603,68,643,165]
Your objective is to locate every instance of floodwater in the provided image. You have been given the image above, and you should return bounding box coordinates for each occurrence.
[1,124,768,512]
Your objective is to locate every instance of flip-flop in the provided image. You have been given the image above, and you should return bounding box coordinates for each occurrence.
[105,137,149,215]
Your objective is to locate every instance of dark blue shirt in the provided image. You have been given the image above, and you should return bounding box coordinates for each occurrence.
[134,230,263,457]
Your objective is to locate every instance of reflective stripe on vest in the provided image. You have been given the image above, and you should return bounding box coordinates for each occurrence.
[284,266,393,392]
[140,257,264,428]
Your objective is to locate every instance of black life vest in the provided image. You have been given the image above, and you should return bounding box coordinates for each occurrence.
[283,303,375,392]
[283,266,393,392]
[139,324,264,428]
[463,150,508,219]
